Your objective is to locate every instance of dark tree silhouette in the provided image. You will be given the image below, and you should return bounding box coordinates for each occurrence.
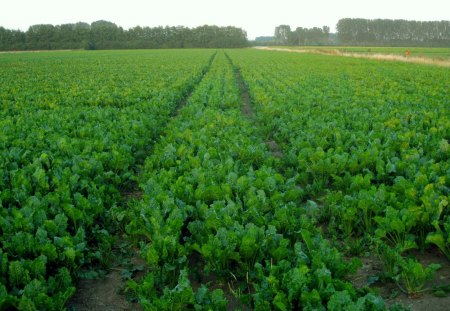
[0,21,248,51]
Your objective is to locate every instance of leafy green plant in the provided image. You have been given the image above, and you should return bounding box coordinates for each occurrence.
[374,208,418,253]
[396,258,440,296]
[426,217,450,259]
[375,241,403,281]
[0,49,216,308]
[194,285,227,310]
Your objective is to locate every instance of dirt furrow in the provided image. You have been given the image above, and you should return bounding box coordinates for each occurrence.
[225,52,284,159]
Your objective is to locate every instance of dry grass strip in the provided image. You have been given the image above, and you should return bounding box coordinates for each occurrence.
[255,46,450,68]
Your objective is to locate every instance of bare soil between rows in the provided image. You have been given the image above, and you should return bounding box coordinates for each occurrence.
[67,269,140,311]
[350,248,450,311]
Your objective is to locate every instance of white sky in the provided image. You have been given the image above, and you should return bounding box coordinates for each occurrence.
[1,0,449,39]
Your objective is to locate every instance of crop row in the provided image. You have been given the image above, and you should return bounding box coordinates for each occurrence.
[0,50,211,108]
[120,51,403,310]
[0,48,447,310]
[227,49,449,296]
[0,50,215,309]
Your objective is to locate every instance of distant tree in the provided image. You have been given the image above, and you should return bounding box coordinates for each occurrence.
[74,22,90,48]
[336,18,450,46]
[285,25,330,46]
[26,24,57,49]
[0,27,26,50]
[89,20,124,49]
[274,25,291,44]
[0,21,249,50]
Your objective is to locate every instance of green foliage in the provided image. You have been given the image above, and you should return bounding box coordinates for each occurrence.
[398,259,441,296]
[0,22,248,51]
[0,50,215,309]
[327,291,386,311]
[426,216,450,259]
[194,285,227,310]
[225,49,449,309]
[119,51,390,310]
[375,241,403,281]
[2,48,448,310]
[337,18,450,47]
[374,207,418,253]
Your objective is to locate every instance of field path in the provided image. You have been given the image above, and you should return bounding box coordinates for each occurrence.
[225,52,284,159]
[255,46,450,67]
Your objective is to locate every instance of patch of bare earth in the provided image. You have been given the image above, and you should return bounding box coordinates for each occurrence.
[225,52,285,161]
[349,249,450,310]
[67,243,144,311]
[121,190,142,201]
[232,64,254,119]
[255,47,450,68]
[67,269,140,311]
[265,140,283,158]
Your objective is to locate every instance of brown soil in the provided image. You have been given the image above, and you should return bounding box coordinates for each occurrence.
[255,47,450,68]
[349,249,450,310]
[229,62,255,118]
[121,190,142,201]
[67,242,144,311]
[67,269,141,311]
[66,244,145,311]
[265,140,283,158]
[225,52,285,161]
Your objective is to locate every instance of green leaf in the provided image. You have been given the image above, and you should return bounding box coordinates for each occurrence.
[273,292,288,311]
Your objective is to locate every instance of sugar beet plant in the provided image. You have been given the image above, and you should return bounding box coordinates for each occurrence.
[121,52,403,310]
[0,50,215,309]
[227,49,449,297]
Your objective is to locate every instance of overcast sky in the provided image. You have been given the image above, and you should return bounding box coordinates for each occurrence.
[1,0,449,39]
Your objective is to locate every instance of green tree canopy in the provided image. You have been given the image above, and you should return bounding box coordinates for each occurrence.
[0,21,248,51]
[336,18,450,46]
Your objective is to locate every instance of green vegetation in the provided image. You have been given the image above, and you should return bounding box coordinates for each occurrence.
[227,48,450,301]
[0,22,248,51]
[274,25,330,46]
[272,19,450,47]
[122,51,384,310]
[0,48,448,310]
[0,49,215,309]
[336,19,450,47]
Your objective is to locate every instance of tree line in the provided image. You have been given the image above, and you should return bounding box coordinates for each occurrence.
[2,18,448,50]
[273,19,449,47]
[337,18,450,46]
[274,25,330,45]
[0,20,248,50]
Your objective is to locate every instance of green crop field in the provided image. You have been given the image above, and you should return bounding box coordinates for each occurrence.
[0,49,449,310]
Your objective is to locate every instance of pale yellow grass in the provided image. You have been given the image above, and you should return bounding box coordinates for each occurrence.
[255,46,450,68]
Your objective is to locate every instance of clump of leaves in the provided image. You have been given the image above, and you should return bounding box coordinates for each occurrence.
[396,258,440,297]
[426,217,450,260]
